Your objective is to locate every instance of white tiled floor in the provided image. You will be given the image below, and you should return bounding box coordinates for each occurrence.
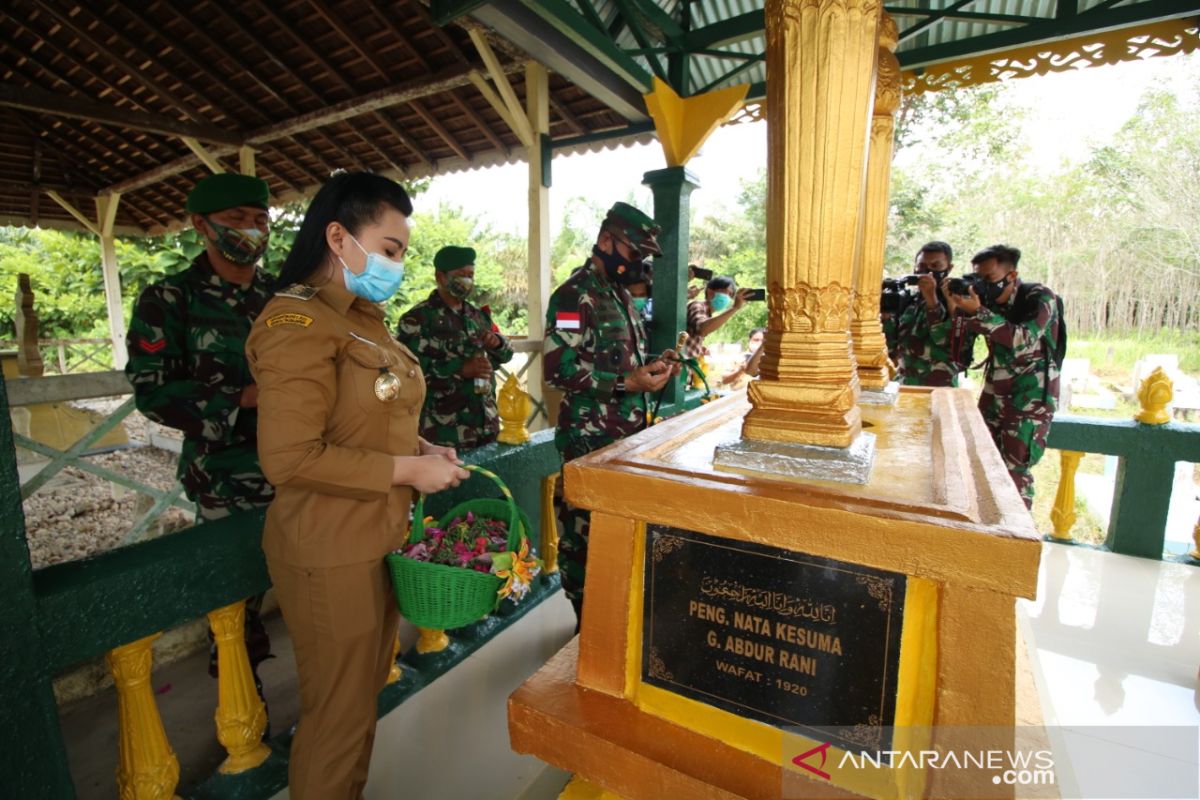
[1018,544,1200,798]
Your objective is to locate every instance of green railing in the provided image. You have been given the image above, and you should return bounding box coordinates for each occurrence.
[1045,413,1200,560]
[0,367,564,798]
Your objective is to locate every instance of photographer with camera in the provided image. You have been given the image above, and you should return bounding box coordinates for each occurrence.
[941,244,1064,508]
[891,241,975,387]
[684,275,757,360]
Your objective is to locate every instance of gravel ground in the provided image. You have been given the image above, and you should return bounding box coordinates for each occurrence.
[20,401,194,570]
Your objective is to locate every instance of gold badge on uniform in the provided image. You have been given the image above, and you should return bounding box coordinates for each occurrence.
[266,312,314,328]
[374,369,401,402]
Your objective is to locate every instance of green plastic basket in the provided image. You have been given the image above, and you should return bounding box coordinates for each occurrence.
[386,465,533,629]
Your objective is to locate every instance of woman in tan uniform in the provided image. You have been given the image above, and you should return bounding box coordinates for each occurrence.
[247,172,469,800]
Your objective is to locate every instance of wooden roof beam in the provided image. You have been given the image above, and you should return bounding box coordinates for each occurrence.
[0,81,239,148]
[44,190,99,235]
[467,27,534,147]
[104,64,518,195]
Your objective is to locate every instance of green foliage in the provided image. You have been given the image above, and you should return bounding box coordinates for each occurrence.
[0,229,107,338]
[388,201,530,334]
[688,171,768,345]
[887,64,1200,337]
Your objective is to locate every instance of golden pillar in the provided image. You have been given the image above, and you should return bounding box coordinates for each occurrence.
[1050,450,1084,541]
[388,634,404,682]
[852,13,901,393]
[741,0,881,449]
[416,628,450,654]
[106,633,181,799]
[207,601,270,774]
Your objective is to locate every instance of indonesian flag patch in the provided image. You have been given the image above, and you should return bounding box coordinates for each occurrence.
[555,311,581,331]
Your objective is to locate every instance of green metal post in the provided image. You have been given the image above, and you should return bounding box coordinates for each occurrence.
[0,379,76,797]
[1108,454,1178,559]
[643,165,699,416]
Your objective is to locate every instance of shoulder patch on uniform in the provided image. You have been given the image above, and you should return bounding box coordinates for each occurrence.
[276,283,318,300]
[266,312,314,329]
[554,311,582,330]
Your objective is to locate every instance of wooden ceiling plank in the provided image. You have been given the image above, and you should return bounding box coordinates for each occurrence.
[33,0,216,126]
[409,100,470,160]
[205,0,403,173]
[549,96,587,136]
[308,0,481,165]
[372,110,435,169]
[449,89,509,155]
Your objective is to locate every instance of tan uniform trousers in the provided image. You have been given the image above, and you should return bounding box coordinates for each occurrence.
[268,556,398,800]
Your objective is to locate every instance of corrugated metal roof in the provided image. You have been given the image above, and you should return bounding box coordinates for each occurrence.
[574,0,1189,94]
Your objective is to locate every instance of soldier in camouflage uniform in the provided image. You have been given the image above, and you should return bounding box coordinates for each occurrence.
[125,173,274,695]
[396,245,513,449]
[895,241,975,387]
[941,244,1062,508]
[545,202,680,628]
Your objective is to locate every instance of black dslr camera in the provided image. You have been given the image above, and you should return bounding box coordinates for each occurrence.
[880,275,920,315]
[946,274,979,297]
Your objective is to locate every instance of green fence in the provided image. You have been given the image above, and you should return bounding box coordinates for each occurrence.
[0,371,563,798]
[1046,414,1200,560]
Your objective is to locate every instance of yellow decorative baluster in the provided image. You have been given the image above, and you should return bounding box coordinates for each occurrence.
[541,472,560,574]
[1050,450,1084,541]
[416,628,450,654]
[207,601,270,774]
[1135,367,1174,425]
[388,633,403,683]
[497,373,531,444]
[106,633,181,800]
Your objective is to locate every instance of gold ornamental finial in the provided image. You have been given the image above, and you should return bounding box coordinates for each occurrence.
[1135,367,1173,425]
[497,374,531,445]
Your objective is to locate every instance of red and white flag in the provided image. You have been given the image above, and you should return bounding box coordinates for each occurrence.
[555,311,581,331]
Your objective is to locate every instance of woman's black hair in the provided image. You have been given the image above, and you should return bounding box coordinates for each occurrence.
[707,275,736,293]
[274,171,414,288]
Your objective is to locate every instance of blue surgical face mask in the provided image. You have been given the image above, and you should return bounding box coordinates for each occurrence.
[338,233,405,302]
[710,292,734,313]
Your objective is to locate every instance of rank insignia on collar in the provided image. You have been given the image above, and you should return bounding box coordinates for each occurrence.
[276,284,318,300]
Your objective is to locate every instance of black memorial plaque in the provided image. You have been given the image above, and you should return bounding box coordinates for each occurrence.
[642,525,906,753]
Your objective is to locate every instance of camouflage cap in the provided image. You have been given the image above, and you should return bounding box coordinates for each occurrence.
[434,245,476,272]
[186,173,270,214]
[604,201,662,257]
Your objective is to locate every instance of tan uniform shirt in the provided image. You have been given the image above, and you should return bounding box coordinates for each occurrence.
[247,281,426,568]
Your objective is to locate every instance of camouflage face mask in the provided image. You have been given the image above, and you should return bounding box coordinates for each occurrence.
[204,217,269,267]
[447,275,475,300]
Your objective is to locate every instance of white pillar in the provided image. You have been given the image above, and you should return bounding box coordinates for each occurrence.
[96,193,128,369]
[525,62,551,412]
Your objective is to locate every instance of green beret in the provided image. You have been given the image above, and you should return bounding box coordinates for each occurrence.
[434,245,476,272]
[186,173,270,214]
[604,201,662,256]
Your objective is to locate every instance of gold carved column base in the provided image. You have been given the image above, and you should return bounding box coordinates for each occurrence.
[740,327,863,449]
[850,318,892,393]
